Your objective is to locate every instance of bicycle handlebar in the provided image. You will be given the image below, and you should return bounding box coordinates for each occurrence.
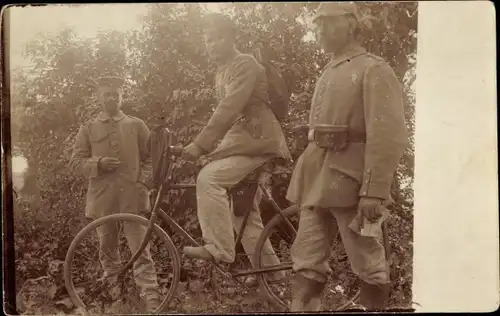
[166,125,307,157]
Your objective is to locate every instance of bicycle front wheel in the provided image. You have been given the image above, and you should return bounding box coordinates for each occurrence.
[64,213,181,314]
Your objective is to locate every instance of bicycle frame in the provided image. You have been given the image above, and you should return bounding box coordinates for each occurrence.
[121,149,297,279]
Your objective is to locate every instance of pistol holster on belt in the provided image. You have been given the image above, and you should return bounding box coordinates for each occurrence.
[310,125,366,152]
[228,168,261,217]
[229,182,259,217]
[312,125,350,151]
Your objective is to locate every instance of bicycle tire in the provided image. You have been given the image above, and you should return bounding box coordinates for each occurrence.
[64,213,181,314]
[253,205,363,312]
[253,205,299,311]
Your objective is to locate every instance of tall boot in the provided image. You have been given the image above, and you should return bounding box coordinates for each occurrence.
[290,274,326,312]
[359,281,391,311]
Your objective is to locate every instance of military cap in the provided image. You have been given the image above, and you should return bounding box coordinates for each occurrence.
[313,2,361,23]
[93,76,125,89]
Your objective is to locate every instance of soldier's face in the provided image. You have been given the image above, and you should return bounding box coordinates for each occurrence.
[314,16,354,53]
[204,30,233,61]
[98,87,122,113]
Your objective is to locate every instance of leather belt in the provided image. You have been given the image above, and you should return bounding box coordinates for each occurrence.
[307,129,366,143]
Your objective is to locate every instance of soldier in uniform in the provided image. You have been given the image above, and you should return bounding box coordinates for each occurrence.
[286,3,409,312]
[69,76,160,312]
[180,13,291,282]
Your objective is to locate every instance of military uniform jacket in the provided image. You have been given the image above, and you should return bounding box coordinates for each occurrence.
[287,44,408,209]
[193,52,291,161]
[69,110,152,219]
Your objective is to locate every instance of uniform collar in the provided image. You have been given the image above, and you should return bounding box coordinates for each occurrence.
[326,43,367,69]
[97,110,126,122]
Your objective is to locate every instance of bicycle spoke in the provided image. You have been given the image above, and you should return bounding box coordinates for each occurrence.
[81,280,108,303]
[75,250,98,263]
[99,249,120,263]
[73,277,99,288]
[65,214,182,315]
[156,272,173,276]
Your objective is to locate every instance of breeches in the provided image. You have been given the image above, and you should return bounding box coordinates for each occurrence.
[196,155,283,275]
[291,206,390,285]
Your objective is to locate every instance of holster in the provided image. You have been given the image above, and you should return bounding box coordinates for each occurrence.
[311,125,349,152]
[310,124,366,152]
[229,181,259,217]
[227,159,280,217]
[228,167,262,217]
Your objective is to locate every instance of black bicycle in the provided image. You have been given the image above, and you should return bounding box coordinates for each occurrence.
[63,124,382,314]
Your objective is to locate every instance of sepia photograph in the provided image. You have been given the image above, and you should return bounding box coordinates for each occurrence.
[1,1,497,315]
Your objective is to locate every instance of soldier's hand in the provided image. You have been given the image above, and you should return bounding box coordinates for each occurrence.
[181,143,204,161]
[358,197,384,223]
[98,157,121,172]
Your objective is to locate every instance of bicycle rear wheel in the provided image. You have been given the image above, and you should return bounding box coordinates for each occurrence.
[253,205,362,312]
[64,213,181,314]
[252,205,299,311]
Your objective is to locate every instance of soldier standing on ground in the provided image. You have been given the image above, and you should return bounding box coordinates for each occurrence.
[69,76,160,312]
[286,2,408,312]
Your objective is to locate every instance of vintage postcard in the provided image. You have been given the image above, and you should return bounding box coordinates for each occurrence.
[1,1,497,315]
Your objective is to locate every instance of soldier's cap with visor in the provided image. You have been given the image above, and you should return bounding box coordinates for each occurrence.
[312,2,361,23]
[92,76,126,90]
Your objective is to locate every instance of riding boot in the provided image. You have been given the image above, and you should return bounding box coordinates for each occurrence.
[359,281,391,311]
[290,274,326,312]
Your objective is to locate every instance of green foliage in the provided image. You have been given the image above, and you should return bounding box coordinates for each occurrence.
[13,2,416,312]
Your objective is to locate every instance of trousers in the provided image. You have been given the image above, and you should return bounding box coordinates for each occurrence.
[96,221,159,296]
[196,155,284,275]
[291,206,389,285]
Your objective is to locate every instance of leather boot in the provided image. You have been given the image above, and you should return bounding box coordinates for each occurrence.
[359,281,391,311]
[290,274,326,312]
